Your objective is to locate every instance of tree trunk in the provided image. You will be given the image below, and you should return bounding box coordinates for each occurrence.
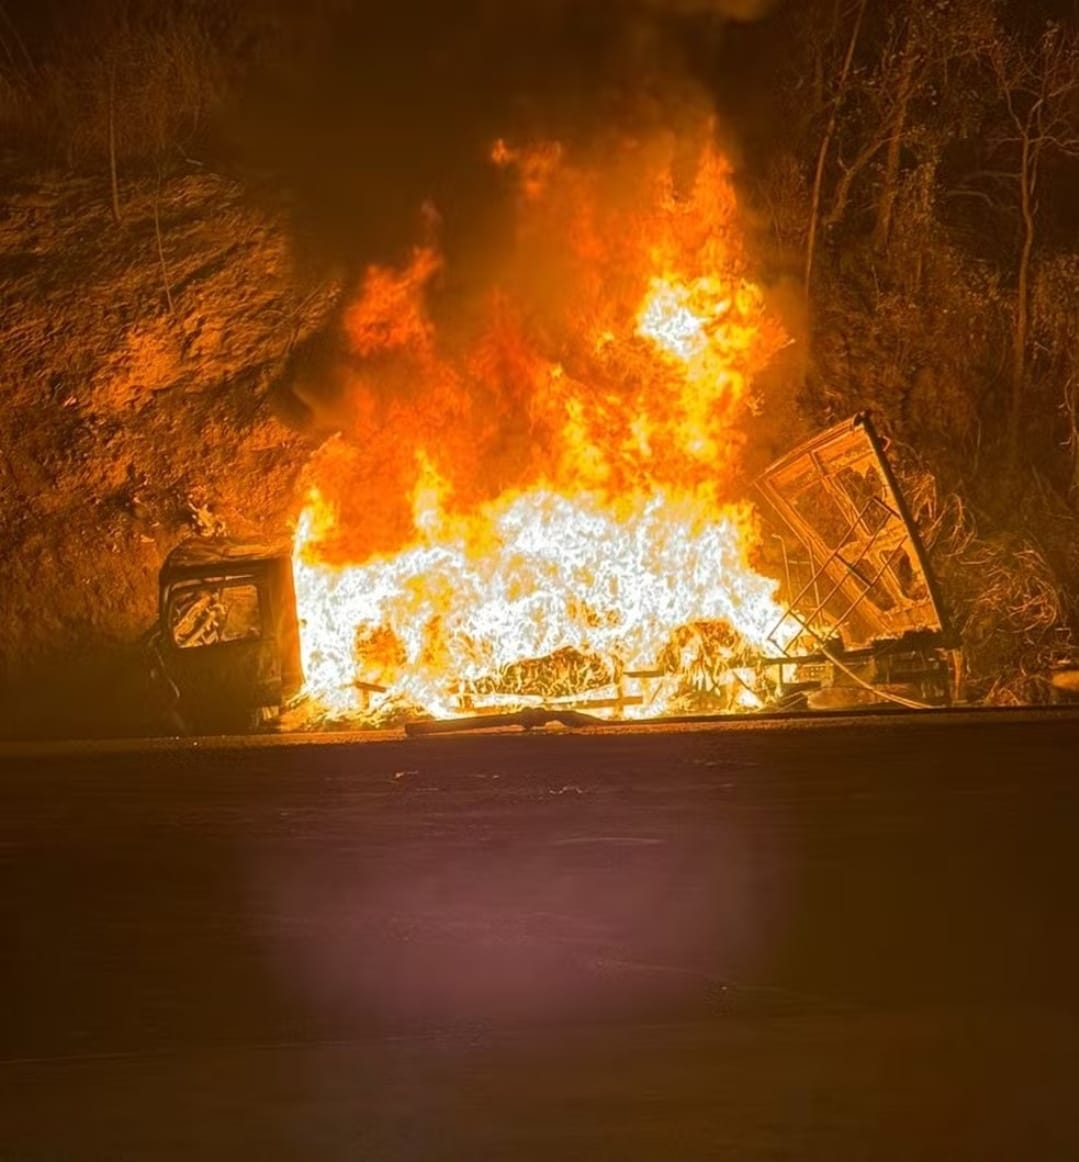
[108,57,122,224]
[873,17,919,252]
[824,136,887,230]
[804,0,868,297]
[1008,131,1036,473]
[153,165,175,316]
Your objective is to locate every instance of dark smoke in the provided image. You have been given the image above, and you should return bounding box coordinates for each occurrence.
[248,0,783,433]
[642,0,780,16]
[229,0,780,270]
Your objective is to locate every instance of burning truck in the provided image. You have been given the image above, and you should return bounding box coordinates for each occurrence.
[147,134,961,731]
[149,414,959,733]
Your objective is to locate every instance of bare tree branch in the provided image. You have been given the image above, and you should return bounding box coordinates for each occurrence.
[804,0,868,295]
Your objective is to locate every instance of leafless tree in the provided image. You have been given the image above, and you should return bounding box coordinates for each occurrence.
[822,0,997,243]
[803,0,868,296]
[986,22,1079,471]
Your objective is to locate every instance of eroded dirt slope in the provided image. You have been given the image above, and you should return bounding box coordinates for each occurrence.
[0,162,325,735]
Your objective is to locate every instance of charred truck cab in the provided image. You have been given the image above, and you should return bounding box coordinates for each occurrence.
[150,539,304,733]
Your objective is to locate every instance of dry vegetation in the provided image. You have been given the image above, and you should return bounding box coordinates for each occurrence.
[757,0,1079,704]
[0,1,271,168]
[896,449,1076,704]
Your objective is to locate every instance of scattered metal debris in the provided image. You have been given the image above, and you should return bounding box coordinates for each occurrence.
[752,412,960,710]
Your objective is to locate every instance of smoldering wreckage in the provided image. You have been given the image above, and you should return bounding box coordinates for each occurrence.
[148,414,973,735]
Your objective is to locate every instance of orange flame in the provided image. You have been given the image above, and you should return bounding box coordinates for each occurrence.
[293,130,790,722]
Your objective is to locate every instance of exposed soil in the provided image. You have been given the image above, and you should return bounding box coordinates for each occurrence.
[0,160,328,737]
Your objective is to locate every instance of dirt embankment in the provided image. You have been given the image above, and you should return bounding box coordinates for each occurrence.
[0,162,327,737]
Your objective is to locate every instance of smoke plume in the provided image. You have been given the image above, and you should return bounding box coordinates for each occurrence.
[260,0,786,447]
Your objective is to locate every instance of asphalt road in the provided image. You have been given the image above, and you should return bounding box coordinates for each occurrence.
[2,710,1078,1160]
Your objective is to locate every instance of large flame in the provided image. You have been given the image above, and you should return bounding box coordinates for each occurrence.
[292,130,790,723]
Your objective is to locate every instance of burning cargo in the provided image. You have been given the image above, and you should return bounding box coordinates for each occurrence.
[150,415,958,733]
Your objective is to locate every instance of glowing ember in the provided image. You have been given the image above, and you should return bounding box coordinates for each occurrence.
[292,129,791,723]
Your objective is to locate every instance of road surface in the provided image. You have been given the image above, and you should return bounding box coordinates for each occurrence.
[2,710,1078,1160]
